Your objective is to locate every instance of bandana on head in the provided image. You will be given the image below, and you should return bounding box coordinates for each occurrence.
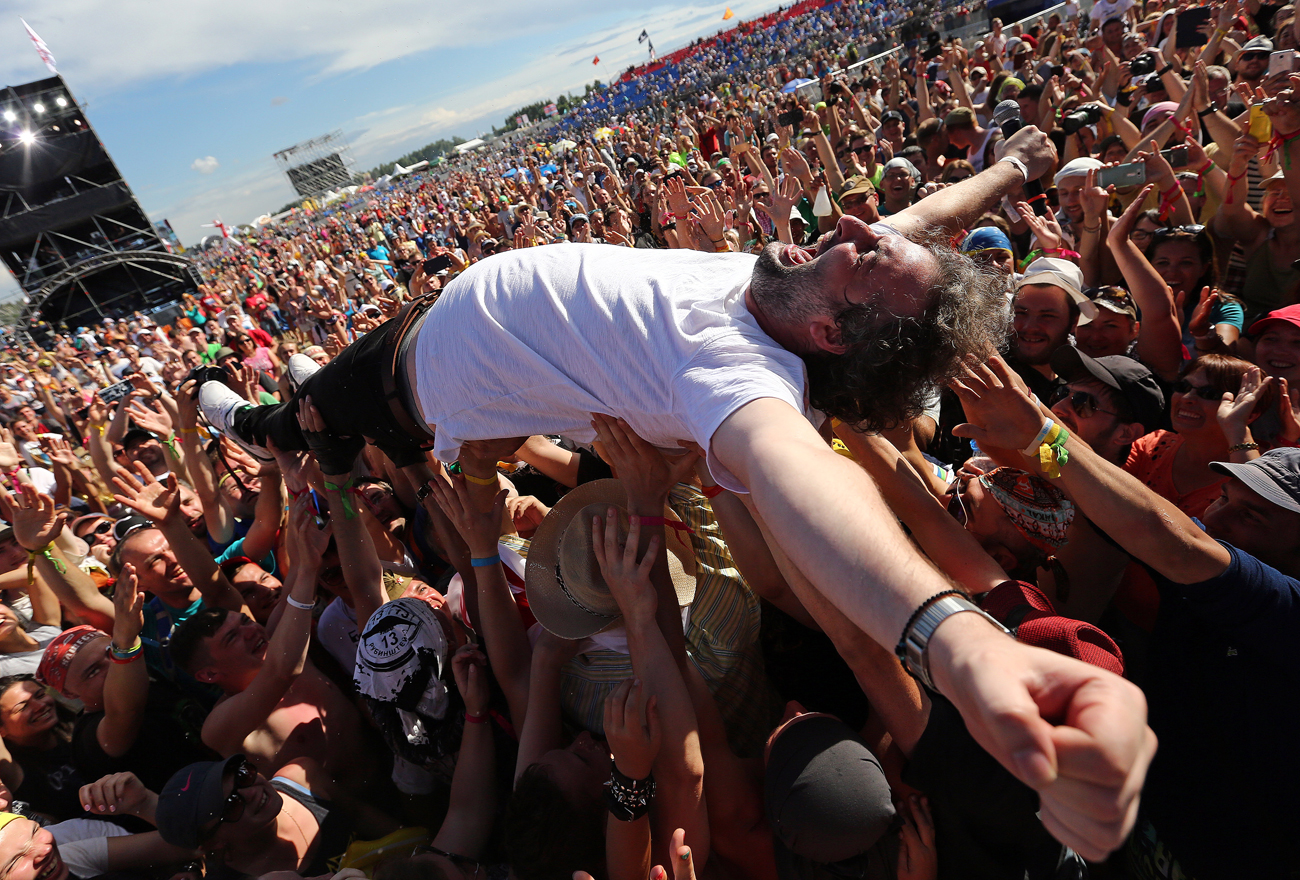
[36,625,105,695]
[978,468,1076,550]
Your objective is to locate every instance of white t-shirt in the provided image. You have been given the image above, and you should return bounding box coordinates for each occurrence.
[50,818,129,878]
[0,625,63,677]
[1090,0,1133,22]
[318,596,359,674]
[411,244,813,492]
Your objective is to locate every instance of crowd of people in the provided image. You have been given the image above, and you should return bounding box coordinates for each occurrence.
[0,0,1296,877]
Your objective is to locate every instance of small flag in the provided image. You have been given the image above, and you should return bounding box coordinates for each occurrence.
[21,19,57,74]
[593,55,600,65]
[649,41,656,61]
[722,7,734,19]
[638,29,649,42]
[543,102,558,117]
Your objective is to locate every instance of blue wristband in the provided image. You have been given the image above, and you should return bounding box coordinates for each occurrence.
[471,554,501,568]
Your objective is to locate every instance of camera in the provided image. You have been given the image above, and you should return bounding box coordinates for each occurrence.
[1128,53,1157,76]
[1061,104,1105,135]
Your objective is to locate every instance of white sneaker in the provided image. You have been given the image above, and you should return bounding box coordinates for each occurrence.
[198,381,273,462]
[287,353,322,392]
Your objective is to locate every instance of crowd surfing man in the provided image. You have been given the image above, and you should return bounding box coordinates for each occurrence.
[12,1,1300,876]
[201,118,1156,864]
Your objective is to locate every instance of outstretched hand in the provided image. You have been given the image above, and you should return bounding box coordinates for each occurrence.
[949,356,1047,453]
[112,462,181,525]
[0,483,67,551]
[592,507,659,625]
[590,413,699,511]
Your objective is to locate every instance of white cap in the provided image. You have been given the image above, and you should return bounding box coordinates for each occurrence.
[1054,157,1103,185]
[1016,257,1097,324]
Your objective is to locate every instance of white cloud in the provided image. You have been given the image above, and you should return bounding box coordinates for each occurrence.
[190,156,219,174]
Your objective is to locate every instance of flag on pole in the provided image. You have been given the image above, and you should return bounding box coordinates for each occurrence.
[593,55,600,65]
[638,29,649,42]
[722,7,734,19]
[21,19,57,74]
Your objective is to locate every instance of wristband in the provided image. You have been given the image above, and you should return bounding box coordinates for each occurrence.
[1023,419,1055,456]
[998,155,1029,182]
[458,470,498,486]
[1198,107,1215,119]
[633,515,694,534]
[1228,441,1260,452]
[1157,63,1173,77]
[322,477,359,519]
[701,484,725,498]
[465,712,489,724]
[25,543,64,586]
[470,554,501,568]
[110,637,143,663]
[286,595,316,611]
[604,766,656,822]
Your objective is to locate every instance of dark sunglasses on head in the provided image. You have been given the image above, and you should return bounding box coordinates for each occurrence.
[1153,224,1206,239]
[1049,385,1119,418]
[1172,378,1226,401]
[1084,285,1137,307]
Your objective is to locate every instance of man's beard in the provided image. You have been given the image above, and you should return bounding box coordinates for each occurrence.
[750,242,826,330]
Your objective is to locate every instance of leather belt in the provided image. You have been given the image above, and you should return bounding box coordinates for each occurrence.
[379,291,439,447]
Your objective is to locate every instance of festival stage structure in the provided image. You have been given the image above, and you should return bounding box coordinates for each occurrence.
[273,130,355,199]
[0,75,199,339]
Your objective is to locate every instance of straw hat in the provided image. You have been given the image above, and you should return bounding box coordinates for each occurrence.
[525,479,697,640]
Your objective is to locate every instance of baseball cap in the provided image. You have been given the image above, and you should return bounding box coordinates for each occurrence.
[980,580,1124,676]
[156,756,245,849]
[1017,257,1098,324]
[1087,285,1139,321]
[945,106,976,127]
[880,110,904,125]
[121,428,158,449]
[1050,348,1167,432]
[1054,157,1103,185]
[960,226,1013,255]
[36,625,105,695]
[765,714,899,880]
[838,175,876,199]
[1210,447,1300,514]
[1248,302,1300,335]
[1241,35,1274,53]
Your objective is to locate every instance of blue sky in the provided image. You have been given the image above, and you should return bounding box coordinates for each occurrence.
[0,0,782,299]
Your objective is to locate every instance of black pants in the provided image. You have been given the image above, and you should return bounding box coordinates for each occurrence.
[232,315,430,468]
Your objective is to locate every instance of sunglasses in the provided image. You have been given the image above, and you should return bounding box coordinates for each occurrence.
[206,759,259,838]
[1085,286,1137,309]
[78,521,113,540]
[1172,378,1226,401]
[1152,224,1206,239]
[1049,385,1119,418]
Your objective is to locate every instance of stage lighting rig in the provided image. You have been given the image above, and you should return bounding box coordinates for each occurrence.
[18,129,34,145]
[32,102,43,113]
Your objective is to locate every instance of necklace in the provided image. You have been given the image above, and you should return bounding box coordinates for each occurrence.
[284,804,315,869]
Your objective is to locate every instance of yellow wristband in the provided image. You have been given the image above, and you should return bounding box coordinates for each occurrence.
[460,471,498,486]
[92,425,105,436]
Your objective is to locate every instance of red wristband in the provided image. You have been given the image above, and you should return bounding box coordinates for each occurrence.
[465,712,488,724]
[634,515,694,534]
[701,484,725,498]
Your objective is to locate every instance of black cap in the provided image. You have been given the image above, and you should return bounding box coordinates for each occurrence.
[765,715,898,880]
[156,756,242,849]
[121,428,158,449]
[1050,348,1165,432]
[880,110,905,124]
[1210,448,1300,514]
[112,515,153,543]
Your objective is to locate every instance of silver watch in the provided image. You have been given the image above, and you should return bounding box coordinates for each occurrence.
[898,596,1012,692]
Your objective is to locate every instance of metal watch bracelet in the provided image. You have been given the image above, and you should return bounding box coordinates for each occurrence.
[898,596,1012,692]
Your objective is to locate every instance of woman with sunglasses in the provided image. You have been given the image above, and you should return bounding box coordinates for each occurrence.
[1125,354,1265,518]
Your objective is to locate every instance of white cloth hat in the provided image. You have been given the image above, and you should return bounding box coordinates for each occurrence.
[1054,157,1103,185]
[1017,257,1098,324]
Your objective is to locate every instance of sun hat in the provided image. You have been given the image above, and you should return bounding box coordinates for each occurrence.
[525,479,697,640]
[1017,256,1098,324]
[1209,448,1300,514]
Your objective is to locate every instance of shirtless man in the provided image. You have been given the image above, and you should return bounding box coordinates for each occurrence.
[201,125,1155,860]
[167,495,377,798]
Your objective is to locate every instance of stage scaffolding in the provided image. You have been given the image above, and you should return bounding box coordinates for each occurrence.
[273,130,355,198]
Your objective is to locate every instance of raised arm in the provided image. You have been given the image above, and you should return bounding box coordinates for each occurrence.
[429,476,531,728]
[432,645,499,861]
[202,495,323,755]
[95,564,149,758]
[891,125,1057,238]
[1107,185,1184,381]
